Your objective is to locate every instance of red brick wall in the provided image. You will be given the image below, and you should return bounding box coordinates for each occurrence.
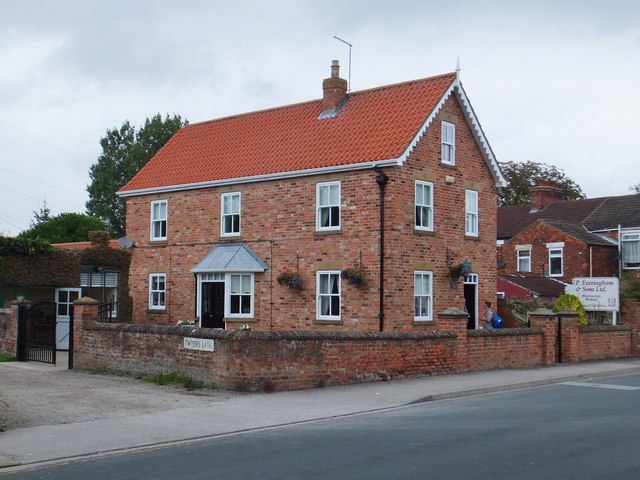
[499,222,616,281]
[124,95,498,331]
[70,303,638,392]
[621,299,640,355]
[0,308,16,354]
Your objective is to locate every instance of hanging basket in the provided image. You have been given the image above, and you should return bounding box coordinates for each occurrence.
[341,267,366,286]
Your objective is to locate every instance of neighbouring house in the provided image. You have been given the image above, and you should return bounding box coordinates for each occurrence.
[117,61,507,332]
[0,232,131,348]
[497,180,640,322]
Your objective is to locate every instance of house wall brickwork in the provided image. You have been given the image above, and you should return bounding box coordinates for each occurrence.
[498,221,617,281]
[125,95,498,331]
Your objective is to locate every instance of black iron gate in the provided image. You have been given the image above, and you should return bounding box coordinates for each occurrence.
[17,300,57,364]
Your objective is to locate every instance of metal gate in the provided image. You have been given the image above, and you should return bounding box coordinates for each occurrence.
[17,300,57,364]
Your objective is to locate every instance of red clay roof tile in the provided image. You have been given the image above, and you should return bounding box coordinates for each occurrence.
[120,73,457,193]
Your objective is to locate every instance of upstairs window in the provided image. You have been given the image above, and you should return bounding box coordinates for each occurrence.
[221,192,241,236]
[316,271,341,320]
[547,243,564,276]
[415,181,434,231]
[517,246,531,272]
[414,271,433,321]
[441,121,456,166]
[622,232,640,269]
[316,181,341,231]
[150,200,167,241]
[465,190,478,237]
[149,273,166,310]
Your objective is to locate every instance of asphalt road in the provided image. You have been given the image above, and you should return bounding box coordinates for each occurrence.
[6,373,640,480]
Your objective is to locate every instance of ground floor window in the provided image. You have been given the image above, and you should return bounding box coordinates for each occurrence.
[227,273,253,317]
[81,267,119,316]
[414,271,433,321]
[316,271,341,320]
[149,273,166,310]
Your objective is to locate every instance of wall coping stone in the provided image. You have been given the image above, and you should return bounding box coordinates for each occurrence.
[529,308,556,317]
[75,297,100,305]
[468,327,543,337]
[555,309,580,317]
[437,307,468,318]
[84,322,457,341]
[581,325,632,333]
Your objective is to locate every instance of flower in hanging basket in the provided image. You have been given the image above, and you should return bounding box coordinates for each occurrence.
[277,267,304,291]
[341,267,366,286]
[448,259,473,281]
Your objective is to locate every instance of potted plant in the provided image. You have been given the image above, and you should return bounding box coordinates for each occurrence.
[277,266,304,291]
[341,266,366,286]
[448,259,472,288]
[177,320,196,327]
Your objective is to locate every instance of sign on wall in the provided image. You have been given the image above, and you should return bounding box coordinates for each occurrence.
[565,277,619,312]
[183,337,215,352]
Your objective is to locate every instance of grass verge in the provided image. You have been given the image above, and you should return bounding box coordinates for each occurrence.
[0,353,16,362]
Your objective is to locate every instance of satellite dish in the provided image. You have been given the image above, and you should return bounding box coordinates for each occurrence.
[118,236,134,249]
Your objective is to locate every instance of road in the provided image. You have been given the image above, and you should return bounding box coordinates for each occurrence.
[6,373,640,480]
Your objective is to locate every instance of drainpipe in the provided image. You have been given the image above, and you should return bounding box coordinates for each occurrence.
[374,167,389,332]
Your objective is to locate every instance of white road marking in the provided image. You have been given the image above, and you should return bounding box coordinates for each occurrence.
[560,381,640,391]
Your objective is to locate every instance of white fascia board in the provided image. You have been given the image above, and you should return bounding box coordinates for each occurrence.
[395,78,507,189]
[117,159,399,198]
[453,81,507,189]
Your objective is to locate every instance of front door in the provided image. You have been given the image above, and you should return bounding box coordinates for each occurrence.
[201,282,225,329]
[463,274,478,330]
[55,288,81,350]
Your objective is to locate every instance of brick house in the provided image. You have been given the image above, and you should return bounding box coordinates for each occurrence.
[118,61,506,331]
[497,181,640,300]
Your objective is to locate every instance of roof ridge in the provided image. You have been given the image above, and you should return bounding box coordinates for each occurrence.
[183,72,458,129]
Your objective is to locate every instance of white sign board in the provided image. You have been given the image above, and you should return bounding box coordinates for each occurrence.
[183,337,215,352]
[565,277,619,312]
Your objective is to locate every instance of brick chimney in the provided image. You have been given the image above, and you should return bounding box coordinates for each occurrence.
[530,180,564,212]
[321,60,348,117]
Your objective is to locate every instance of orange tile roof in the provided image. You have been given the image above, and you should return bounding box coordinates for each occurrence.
[120,73,458,193]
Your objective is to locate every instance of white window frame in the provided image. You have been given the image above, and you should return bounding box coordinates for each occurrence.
[516,245,532,273]
[221,192,241,237]
[621,232,640,269]
[546,242,565,277]
[414,271,433,321]
[415,180,434,231]
[441,121,456,166]
[150,200,167,241]
[225,273,254,318]
[148,273,166,310]
[316,181,341,231]
[465,189,479,237]
[316,270,341,320]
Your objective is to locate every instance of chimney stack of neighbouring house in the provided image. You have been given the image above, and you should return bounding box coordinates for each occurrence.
[322,60,348,115]
[530,180,564,212]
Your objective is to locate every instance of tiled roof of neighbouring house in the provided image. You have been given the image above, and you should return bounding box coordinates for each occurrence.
[119,71,505,195]
[541,220,618,247]
[497,197,608,239]
[498,274,567,297]
[583,194,640,231]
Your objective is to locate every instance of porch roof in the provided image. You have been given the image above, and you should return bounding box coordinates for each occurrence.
[191,243,267,273]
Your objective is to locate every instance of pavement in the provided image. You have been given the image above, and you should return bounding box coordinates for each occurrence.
[2,357,640,471]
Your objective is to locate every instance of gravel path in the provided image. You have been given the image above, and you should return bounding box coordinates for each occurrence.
[0,362,239,431]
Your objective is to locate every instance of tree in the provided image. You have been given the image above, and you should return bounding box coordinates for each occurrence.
[498,160,585,206]
[86,113,187,237]
[30,198,52,227]
[18,213,106,244]
[630,183,640,194]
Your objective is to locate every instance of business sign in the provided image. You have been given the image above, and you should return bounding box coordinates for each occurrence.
[183,337,215,352]
[565,277,619,312]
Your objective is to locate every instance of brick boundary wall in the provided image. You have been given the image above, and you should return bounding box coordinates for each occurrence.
[2,300,637,392]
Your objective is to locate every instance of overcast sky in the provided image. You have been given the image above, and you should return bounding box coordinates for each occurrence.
[1,0,639,237]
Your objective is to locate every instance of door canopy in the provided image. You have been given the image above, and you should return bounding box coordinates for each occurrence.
[191,243,268,273]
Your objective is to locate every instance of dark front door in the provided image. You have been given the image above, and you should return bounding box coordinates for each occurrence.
[201,282,225,329]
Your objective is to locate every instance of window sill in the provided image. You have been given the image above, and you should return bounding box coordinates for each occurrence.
[413,320,434,326]
[313,319,343,325]
[314,229,342,237]
[218,236,243,242]
[465,235,481,241]
[224,317,257,323]
[149,239,168,245]
[414,229,436,237]
[146,308,167,314]
[440,162,456,168]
